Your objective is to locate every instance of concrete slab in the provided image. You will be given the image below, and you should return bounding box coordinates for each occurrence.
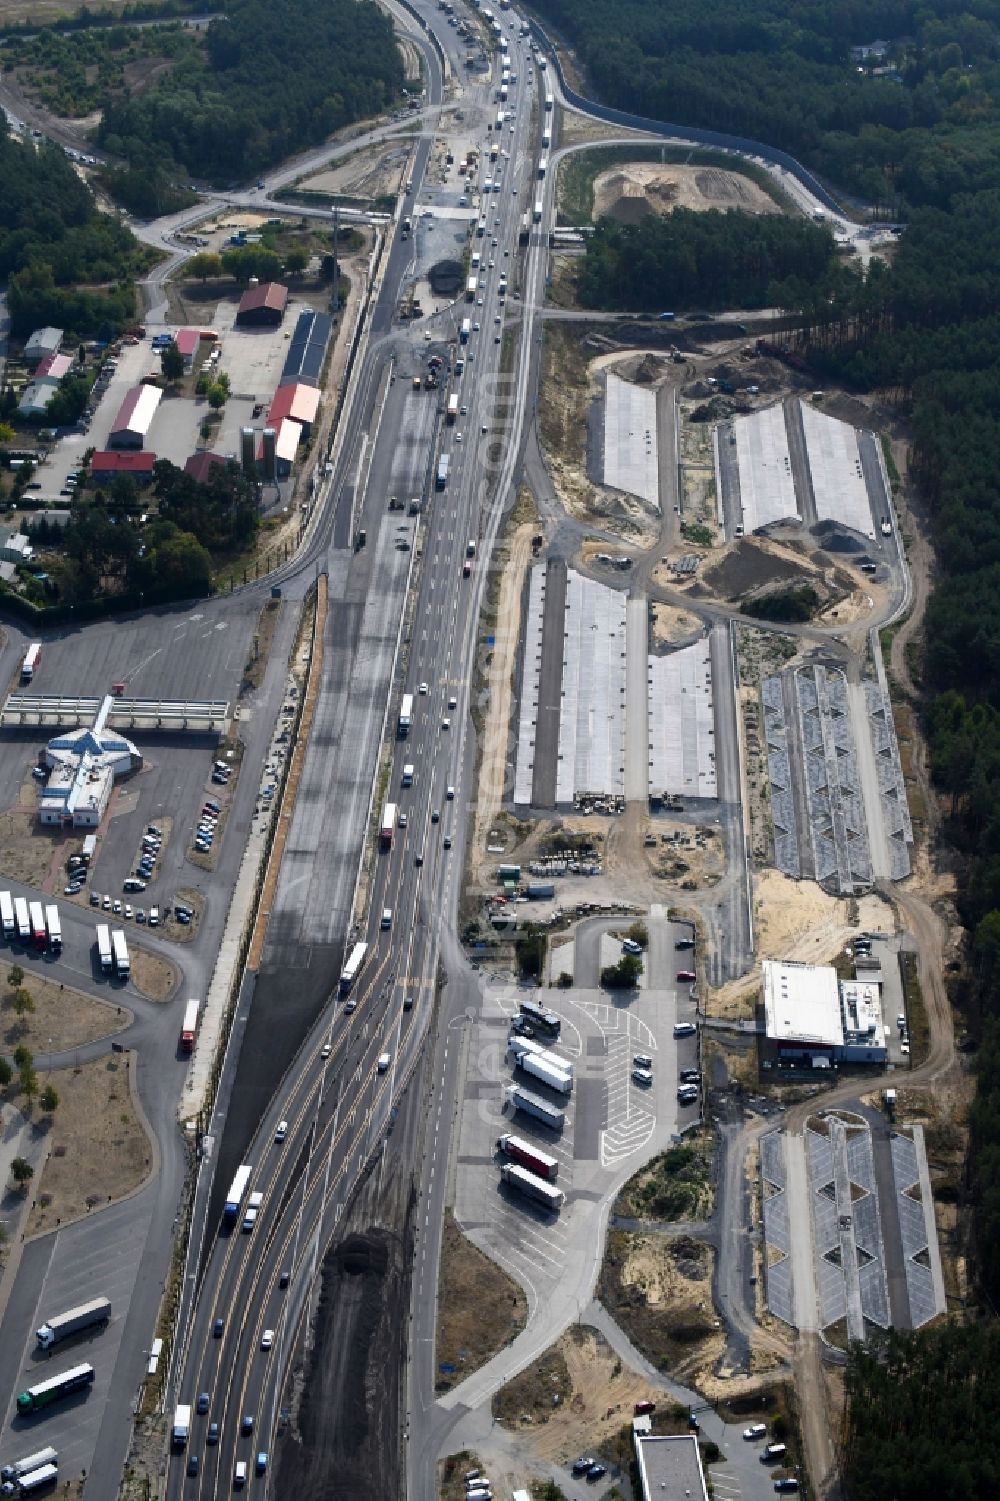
[604,373,658,508]
[648,637,717,799]
[731,404,799,532]
[800,401,875,538]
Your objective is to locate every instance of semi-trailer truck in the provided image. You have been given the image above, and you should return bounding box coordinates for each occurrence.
[171,1404,191,1449]
[12,1465,57,1495]
[20,643,41,683]
[447,394,459,424]
[13,898,29,943]
[379,803,397,849]
[0,892,15,940]
[397,694,414,737]
[35,1297,111,1351]
[500,1161,564,1209]
[1,1449,58,1486]
[180,999,199,1052]
[538,158,548,179]
[339,941,368,994]
[507,1036,574,1078]
[16,1365,95,1415]
[95,924,112,973]
[514,1050,572,1096]
[460,318,471,344]
[504,1084,564,1130]
[223,1164,252,1224]
[465,275,478,302]
[44,906,60,952]
[497,1133,559,1180]
[111,929,129,978]
[436,454,450,490]
[28,902,45,950]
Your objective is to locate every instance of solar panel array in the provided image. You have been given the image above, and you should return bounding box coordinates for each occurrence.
[864,680,914,879]
[762,674,801,878]
[795,666,871,892]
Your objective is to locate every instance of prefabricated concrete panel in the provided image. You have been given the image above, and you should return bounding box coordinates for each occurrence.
[647,636,717,799]
[732,404,799,532]
[603,371,659,508]
[555,570,627,803]
[799,400,875,538]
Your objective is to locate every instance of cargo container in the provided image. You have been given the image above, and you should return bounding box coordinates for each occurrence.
[20,643,41,683]
[526,882,555,899]
[44,905,61,952]
[500,1161,564,1209]
[340,941,368,994]
[447,394,459,424]
[466,275,478,302]
[436,454,450,491]
[14,1465,57,1495]
[171,1404,191,1449]
[514,1050,572,1096]
[180,999,199,1052]
[507,1035,574,1078]
[497,1133,559,1180]
[35,1297,111,1351]
[504,1084,564,1130]
[28,901,46,949]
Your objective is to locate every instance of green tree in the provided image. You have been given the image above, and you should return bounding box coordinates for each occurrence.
[206,382,227,411]
[13,1044,32,1072]
[12,989,34,1018]
[186,251,223,282]
[143,529,213,599]
[7,965,23,990]
[160,341,185,382]
[0,1058,11,1088]
[626,920,649,948]
[601,954,643,989]
[19,1064,37,1108]
[0,422,15,444]
[39,1084,58,1114]
[10,1157,32,1190]
[284,245,309,274]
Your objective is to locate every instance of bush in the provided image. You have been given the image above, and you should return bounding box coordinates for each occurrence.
[601,954,643,989]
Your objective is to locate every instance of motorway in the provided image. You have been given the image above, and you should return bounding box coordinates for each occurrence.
[164,4,550,1497]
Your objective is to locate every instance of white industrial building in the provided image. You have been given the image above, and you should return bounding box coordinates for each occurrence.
[37,696,141,828]
[634,1434,709,1501]
[24,327,63,362]
[762,959,887,1067]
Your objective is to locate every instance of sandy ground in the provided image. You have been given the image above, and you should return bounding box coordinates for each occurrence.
[0,789,62,889]
[594,163,780,223]
[0,974,130,1053]
[435,1212,527,1393]
[129,946,177,1003]
[298,139,410,200]
[650,602,700,645]
[26,1052,152,1237]
[496,1325,654,1453]
[708,873,895,1018]
[470,516,537,886]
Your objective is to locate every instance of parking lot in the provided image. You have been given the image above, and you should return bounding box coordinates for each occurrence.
[451,918,701,1311]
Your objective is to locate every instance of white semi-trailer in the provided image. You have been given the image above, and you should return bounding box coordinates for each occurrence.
[35,1297,111,1351]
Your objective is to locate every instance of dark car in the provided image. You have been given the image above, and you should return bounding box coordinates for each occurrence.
[675,938,695,950]
[587,1464,608,1480]
[186,1456,199,1477]
[196,1391,209,1414]
[773,1483,799,1495]
[241,1414,254,1436]
[679,1068,701,1084]
[207,1423,219,1445]
[572,1458,596,1475]
[213,1317,224,1337]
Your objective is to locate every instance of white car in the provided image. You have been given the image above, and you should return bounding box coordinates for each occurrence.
[743,1424,767,1441]
[419,681,428,694]
[274,1120,288,1142]
[448,695,457,709]
[124,904,133,919]
[442,718,451,731]
[261,1329,274,1350]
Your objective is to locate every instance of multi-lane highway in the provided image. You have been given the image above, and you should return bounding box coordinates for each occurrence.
[166,3,549,1494]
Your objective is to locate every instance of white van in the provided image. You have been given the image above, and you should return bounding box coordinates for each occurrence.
[377,1052,391,1072]
[381,909,392,930]
[234,1460,247,1488]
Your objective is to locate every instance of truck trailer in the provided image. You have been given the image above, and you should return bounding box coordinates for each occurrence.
[436,454,450,491]
[1,1449,58,1486]
[95,924,112,973]
[44,906,61,952]
[35,1297,111,1351]
[180,999,199,1053]
[447,394,459,424]
[223,1165,252,1224]
[465,275,478,302]
[500,1161,564,1209]
[13,898,29,943]
[379,803,397,849]
[16,1365,95,1415]
[397,694,413,737]
[514,1050,572,1096]
[460,318,471,344]
[0,892,15,940]
[171,1404,191,1449]
[111,929,129,978]
[12,1465,57,1496]
[28,901,45,950]
[507,1036,574,1078]
[504,1084,564,1130]
[20,643,41,683]
[497,1133,559,1181]
[533,198,543,222]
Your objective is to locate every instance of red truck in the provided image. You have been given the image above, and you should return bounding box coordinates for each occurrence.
[497,1133,559,1182]
[379,802,396,850]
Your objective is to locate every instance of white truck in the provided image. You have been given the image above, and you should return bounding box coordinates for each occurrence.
[507,1035,574,1077]
[13,898,29,943]
[0,892,14,940]
[44,905,61,952]
[513,1049,572,1096]
[500,1161,564,1209]
[504,1084,564,1130]
[1,1450,58,1487]
[111,929,129,979]
[35,1297,111,1351]
[10,1465,57,1496]
[95,923,112,973]
[172,1404,191,1449]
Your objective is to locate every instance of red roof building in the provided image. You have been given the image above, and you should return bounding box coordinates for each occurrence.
[236,282,288,326]
[34,352,73,382]
[173,328,201,368]
[91,451,156,482]
[266,382,320,435]
[184,451,229,484]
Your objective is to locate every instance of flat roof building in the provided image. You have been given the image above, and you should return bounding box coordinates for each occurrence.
[37,695,141,828]
[635,1434,709,1501]
[109,385,162,449]
[762,958,887,1067]
[18,382,59,417]
[91,451,156,483]
[33,352,73,382]
[24,326,63,361]
[236,281,288,326]
[279,308,332,387]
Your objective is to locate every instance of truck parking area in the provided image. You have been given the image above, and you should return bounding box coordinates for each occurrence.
[450,918,700,1318]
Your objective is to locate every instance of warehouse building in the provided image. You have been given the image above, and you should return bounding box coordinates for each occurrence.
[266,381,320,438]
[37,695,141,828]
[173,328,202,371]
[761,959,887,1068]
[91,451,156,484]
[33,352,73,383]
[257,417,302,478]
[109,385,162,449]
[634,1434,709,1501]
[236,281,288,327]
[279,307,332,387]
